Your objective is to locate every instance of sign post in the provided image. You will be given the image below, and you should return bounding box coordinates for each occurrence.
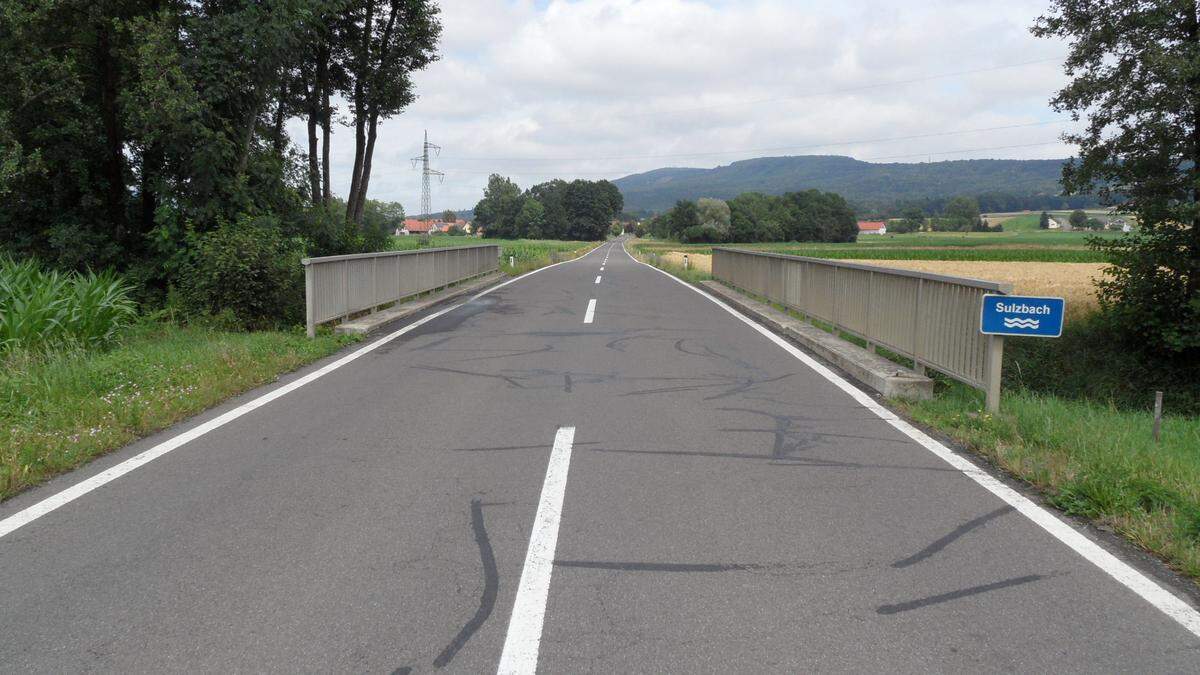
[979,294,1067,412]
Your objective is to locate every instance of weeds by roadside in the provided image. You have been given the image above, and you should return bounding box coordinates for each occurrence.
[0,323,356,500]
[896,385,1200,580]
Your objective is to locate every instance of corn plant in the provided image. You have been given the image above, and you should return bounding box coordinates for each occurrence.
[0,257,136,354]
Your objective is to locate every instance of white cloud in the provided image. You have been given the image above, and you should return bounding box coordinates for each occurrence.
[293,0,1076,214]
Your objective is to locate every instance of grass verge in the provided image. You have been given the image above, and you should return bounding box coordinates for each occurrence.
[630,247,712,283]
[895,385,1200,581]
[0,323,358,501]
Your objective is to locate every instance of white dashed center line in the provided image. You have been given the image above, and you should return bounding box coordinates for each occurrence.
[497,426,577,674]
[595,276,602,284]
[583,299,597,324]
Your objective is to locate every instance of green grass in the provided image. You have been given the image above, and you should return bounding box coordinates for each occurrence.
[0,323,357,500]
[896,385,1200,580]
[991,213,1042,231]
[631,232,1117,262]
[391,236,599,275]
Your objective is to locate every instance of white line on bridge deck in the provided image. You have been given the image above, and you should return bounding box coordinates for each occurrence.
[620,240,1200,640]
[0,247,605,541]
[583,299,597,323]
[497,426,576,674]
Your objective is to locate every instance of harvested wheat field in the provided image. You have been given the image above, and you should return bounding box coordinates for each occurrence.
[660,251,1106,317]
[846,260,1108,316]
[661,251,713,273]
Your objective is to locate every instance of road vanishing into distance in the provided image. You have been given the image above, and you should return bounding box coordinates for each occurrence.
[2,240,1199,672]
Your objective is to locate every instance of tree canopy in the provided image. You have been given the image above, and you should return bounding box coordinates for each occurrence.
[1034,0,1200,355]
[473,175,623,241]
[647,190,857,244]
[0,0,441,302]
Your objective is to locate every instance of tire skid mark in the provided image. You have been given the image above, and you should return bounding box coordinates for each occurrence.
[432,498,499,668]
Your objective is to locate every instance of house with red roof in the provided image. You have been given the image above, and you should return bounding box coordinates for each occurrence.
[857,220,887,235]
[397,219,436,235]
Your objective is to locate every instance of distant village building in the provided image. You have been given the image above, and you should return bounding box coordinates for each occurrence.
[857,220,887,235]
[395,218,473,235]
[1047,217,1062,230]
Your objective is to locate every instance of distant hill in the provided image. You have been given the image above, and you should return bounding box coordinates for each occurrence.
[612,155,1100,214]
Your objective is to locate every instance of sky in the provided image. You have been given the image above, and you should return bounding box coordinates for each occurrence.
[288,0,1077,215]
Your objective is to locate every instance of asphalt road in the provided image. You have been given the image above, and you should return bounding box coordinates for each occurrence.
[2,241,1199,672]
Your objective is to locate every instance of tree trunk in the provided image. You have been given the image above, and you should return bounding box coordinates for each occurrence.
[96,24,127,245]
[140,143,162,240]
[345,85,366,223]
[235,95,261,177]
[317,43,331,205]
[345,0,374,224]
[272,79,288,155]
[352,110,379,223]
[306,91,321,205]
[1188,0,1200,298]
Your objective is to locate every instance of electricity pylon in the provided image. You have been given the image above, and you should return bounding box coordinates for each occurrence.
[411,130,443,218]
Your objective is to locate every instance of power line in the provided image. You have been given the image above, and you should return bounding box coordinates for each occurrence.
[440,120,1070,163]
[863,141,1066,161]
[616,57,1063,119]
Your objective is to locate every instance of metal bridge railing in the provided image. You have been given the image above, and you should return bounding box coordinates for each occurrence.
[302,244,500,337]
[712,247,1012,410]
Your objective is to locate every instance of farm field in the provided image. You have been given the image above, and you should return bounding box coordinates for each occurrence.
[632,229,1121,262]
[650,252,1103,317]
[847,260,1106,317]
[391,235,598,274]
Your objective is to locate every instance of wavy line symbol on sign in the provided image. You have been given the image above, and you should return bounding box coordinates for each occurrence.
[1003,317,1040,329]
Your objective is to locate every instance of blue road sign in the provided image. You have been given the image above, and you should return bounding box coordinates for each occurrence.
[980,294,1065,338]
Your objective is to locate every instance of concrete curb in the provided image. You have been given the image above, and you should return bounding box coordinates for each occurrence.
[700,280,933,400]
[335,271,506,335]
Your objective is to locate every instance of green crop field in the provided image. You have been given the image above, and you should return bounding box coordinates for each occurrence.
[391,236,599,274]
[632,230,1119,263]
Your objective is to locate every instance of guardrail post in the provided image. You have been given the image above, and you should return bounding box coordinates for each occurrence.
[305,262,315,338]
[985,335,1004,413]
[342,259,350,324]
[912,278,924,375]
[866,271,875,353]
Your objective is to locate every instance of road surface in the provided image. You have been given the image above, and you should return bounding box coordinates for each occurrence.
[1,241,1198,672]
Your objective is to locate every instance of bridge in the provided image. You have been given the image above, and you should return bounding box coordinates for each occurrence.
[1,241,1197,671]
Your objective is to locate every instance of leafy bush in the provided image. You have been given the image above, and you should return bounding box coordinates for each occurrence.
[678,224,727,243]
[1004,313,1200,415]
[0,256,136,354]
[178,217,305,330]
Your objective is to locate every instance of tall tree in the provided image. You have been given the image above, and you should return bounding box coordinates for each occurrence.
[341,0,440,224]
[473,174,523,238]
[1034,0,1200,355]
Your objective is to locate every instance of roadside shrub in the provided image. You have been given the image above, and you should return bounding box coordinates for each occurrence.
[678,224,726,243]
[178,217,305,330]
[1004,313,1200,415]
[0,256,136,354]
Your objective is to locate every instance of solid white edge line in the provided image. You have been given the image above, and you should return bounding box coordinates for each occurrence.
[497,426,576,675]
[619,241,1200,639]
[583,298,597,324]
[0,245,606,541]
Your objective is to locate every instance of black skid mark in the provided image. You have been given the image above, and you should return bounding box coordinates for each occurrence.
[432,499,499,668]
[877,575,1046,615]
[412,365,527,389]
[892,506,1014,568]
